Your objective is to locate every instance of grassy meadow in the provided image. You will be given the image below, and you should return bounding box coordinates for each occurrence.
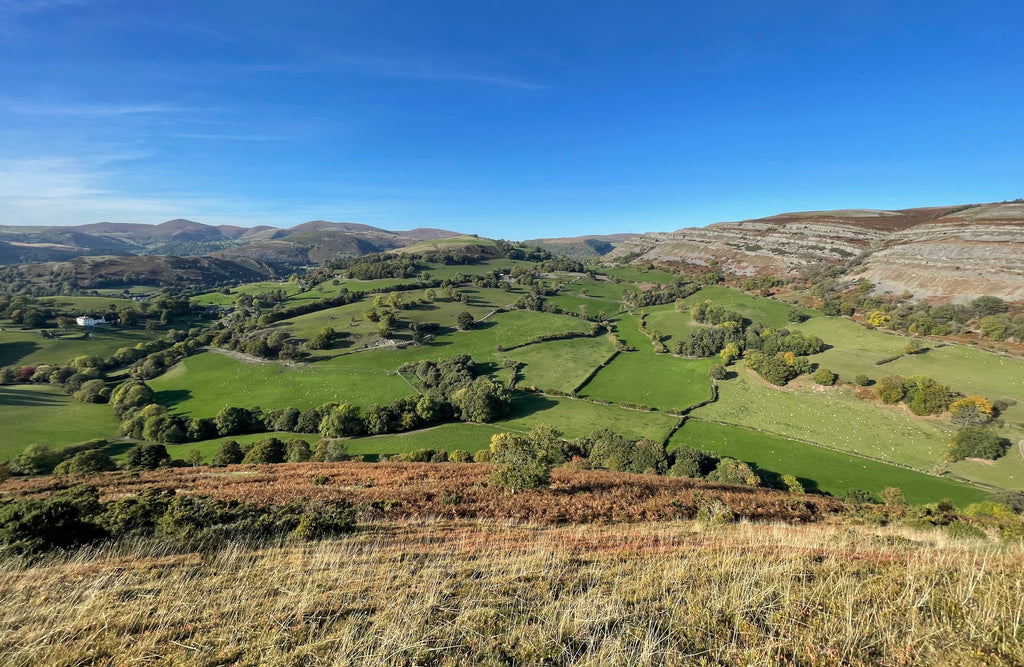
[0,384,121,460]
[507,335,617,393]
[0,327,156,368]
[149,351,415,417]
[497,393,680,441]
[672,419,989,506]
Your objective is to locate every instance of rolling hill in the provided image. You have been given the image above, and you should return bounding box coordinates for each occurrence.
[0,219,465,266]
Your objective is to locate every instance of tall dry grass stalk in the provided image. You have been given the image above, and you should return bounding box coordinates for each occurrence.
[0,519,1021,666]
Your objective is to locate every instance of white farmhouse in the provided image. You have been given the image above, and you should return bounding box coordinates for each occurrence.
[76,316,107,327]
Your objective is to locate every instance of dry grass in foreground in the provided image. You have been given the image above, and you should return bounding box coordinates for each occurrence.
[1,519,1022,666]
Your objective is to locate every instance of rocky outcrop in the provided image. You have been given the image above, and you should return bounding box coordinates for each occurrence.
[609,203,1024,302]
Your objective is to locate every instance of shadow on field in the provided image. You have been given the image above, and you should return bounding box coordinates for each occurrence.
[0,341,39,367]
[473,361,500,376]
[0,386,62,407]
[509,393,560,418]
[472,320,497,331]
[102,441,137,458]
[755,467,822,495]
[155,389,192,409]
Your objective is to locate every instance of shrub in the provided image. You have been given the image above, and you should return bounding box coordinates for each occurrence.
[947,521,987,540]
[312,439,349,462]
[696,498,735,525]
[473,449,492,463]
[854,374,870,386]
[667,446,719,479]
[949,396,995,426]
[53,450,118,477]
[292,500,358,540]
[243,437,287,464]
[812,368,836,386]
[449,449,473,463]
[947,427,1011,461]
[991,491,1024,514]
[489,432,555,492]
[10,444,63,476]
[101,488,175,539]
[904,376,954,416]
[844,488,875,504]
[126,443,171,470]
[287,439,312,463]
[875,376,906,404]
[630,439,668,474]
[211,440,244,467]
[880,486,907,507]
[707,458,760,486]
[781,474,804,494]
[708,364,728,380]
[0,485,106,554]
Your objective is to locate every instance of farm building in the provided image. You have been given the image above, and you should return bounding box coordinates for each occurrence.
[76,316,108,327]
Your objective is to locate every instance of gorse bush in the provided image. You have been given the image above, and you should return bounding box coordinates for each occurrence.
[0,485,357,555]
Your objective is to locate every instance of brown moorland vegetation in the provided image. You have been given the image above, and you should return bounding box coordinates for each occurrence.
[1,462,847,525]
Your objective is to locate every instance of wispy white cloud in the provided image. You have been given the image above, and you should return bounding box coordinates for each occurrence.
[171,132,287,142]
[0,0,88,20]
[0,97,200,117]
[0,154,420,227]
[240,53,549,90]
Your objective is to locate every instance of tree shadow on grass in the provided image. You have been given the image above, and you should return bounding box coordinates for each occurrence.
[749,466,822,495]
[155,389,192,409]
[473,361,501,377]
[0,341,39,367]
[507,393,560,419]
[0,386,63,407]
[102,441,137,458]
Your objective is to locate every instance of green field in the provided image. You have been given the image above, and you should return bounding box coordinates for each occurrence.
[149,351,415,417]
[671,420,989,506]
[269,289,522,350]
[314,309,596,373]
[507,335,617,393]
[688,369,1023,485]
[0,327,158,368]
[345,423,506,458]
[37,296,144,312]
[790,317,911,382]
[560,278,629,301]
[642,304,698,343]
[604,266,679,284]
[578,313,713,411]
[546,293,622,317]
[678,286,819,328]
[580,350,713,412]
[156,432,318,463]
[496,393,680,442]
[0,384,121,460]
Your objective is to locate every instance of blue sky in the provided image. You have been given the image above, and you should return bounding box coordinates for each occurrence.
[1,0,1022,238]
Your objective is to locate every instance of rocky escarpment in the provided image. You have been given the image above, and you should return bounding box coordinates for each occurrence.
[610,203,1024,302]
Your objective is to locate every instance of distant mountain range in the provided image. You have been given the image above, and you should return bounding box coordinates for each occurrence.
[3,201,1023,302]
[0,219,466,266]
